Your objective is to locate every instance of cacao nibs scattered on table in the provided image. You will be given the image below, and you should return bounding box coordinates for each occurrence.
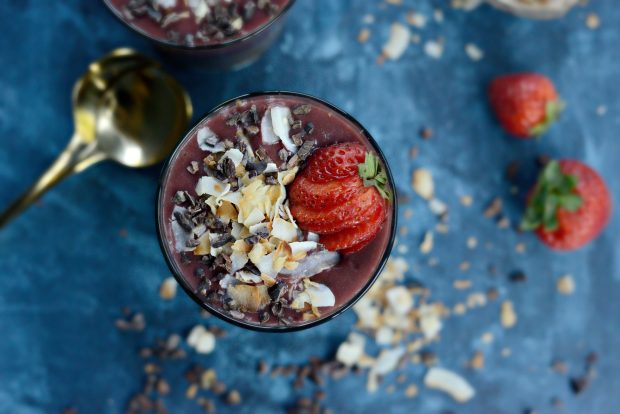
[505,160,520,181]
[419,127,434,140]
[509,270,528,283]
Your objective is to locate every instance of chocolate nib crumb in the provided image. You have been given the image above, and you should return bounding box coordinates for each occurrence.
[569,376,589,394]
[419,127,433,140]
[509,270,527,283]
[186,161,199,175]
[506,161,520,181]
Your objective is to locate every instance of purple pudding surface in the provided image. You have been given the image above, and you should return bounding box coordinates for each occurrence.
[106,0,291,47]
[158,93,395,329]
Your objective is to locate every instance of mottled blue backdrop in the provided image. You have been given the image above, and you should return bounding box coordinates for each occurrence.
[0,1,619,413]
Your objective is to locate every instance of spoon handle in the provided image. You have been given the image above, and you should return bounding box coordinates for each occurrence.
[0,134,106,229]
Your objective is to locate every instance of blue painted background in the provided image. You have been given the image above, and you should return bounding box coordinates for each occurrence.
[0,1,619,413]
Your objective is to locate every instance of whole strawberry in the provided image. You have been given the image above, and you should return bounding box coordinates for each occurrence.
[521,160,611,251]
[289,142,392,253]
[489,73,564,139]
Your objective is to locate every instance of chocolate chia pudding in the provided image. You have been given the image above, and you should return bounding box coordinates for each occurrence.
[104,0,294,68]
[157,92,396,331]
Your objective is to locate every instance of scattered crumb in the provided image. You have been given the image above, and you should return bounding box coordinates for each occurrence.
[404,208,414,219]
[226,390,241,405]
[468,351,484,369]
[159,277,178,300]
[453,303,467,315]
[459,261,471,272]
[556,274,575,295]
[405,384,419,398]
[501,301,517,328]
[420,231,434,254]
[420,127,434,140]
[436,223,449,234]
[385,0,402,4]
[424,39,444,59]
[465,43,484,61]
[551,359,568,374]
[515,243,526,254]
[486,287,499,301]
[467,292,487,308]
[484,197,503,218]
[481,332,494,343]
[412,168,434,199]
[406,11,427,28]
[596,105,607,116]
[411,33,421,44]
[433,9,444,23]
[466,237,478,249]
[358,28,371,43]
[460,195,473,207]
[453,279,472,290]
[501,347,512,357]
[497,216,511,229]
[362,14,375,24]
[410,146,419,159]
[424,367,475,402]
[586,13,600,29]
[383,23,411,60]
[118,228,128,238]
[399,226,409,236]
[509,270,527,283]
[397,244,409,254]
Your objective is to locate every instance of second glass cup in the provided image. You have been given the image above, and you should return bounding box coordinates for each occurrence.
[103,0,296,70]
[157,92,397,331]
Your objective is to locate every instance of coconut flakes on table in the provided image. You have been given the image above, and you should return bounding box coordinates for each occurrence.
[169,103,338,324]
[382,23,411,60]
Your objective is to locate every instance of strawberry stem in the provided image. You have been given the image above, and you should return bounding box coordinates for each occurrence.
[521,160,582,232]
[530,99,566,137]
[358,152,392,202]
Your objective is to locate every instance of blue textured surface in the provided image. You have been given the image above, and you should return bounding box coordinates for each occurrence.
[1,1,619,413]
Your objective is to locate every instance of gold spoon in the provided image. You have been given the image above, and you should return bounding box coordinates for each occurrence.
[0,48,193,228]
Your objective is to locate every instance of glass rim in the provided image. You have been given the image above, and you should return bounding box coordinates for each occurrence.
[102,0,296,51]
[156,91,398,333]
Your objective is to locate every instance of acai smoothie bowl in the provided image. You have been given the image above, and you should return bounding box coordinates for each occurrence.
[104,0,295,69]
[157,92,397,332]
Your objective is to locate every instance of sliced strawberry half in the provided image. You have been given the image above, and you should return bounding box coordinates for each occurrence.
[289,172,363,209]
[291,187,384,234]
[305,142,367,183]
[321,203,387,252]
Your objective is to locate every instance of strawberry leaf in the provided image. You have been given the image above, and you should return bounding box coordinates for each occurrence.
[520,160,583,232]
[358,152,392,202]
[529,99,566,137]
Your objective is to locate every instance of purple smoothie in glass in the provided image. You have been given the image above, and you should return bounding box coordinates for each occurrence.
[157,92,396,331]
[104,0,294,69]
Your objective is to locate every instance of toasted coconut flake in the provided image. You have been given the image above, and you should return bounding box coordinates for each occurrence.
[386,286,413,315]
[248,243,267,265]
[336,333,366,366]
[217,201,238,223]
[241,208,265,227]
[383,23,411,60]
[219,274,236,289]
[291,279,336,309]
[230,250,249,273]
[231,222,249,240]
[196,176,230,198]
[187,325,216,354]
[186,0,209,22]
[412,168,434,200]
[419,231,434,254]
[271,218,298,242]
[277,167,299,186]
[197,126,225,153]
[227,284,270,312]
[367,347,405,392]
[264,163,278,173]
[556,274,575,295]
[222,148,244,167]
[271,106,297,153]
[193,232,211,255]
[500,300,517,328]
[159,277,178,300]
[419,304,443,339]
[235,271,262,284]
[248,222,271,237]
[260,108,278,145]
[256,253,278,278]
[171,207,193,251]
[289,241,318,257]
[280,250,339,279]
[376,326,395,345]
[424,367,475,402]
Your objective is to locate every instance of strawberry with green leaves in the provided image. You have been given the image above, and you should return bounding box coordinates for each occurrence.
[489,73,564,139]
[521,160,611,251]
[288,143,391,253]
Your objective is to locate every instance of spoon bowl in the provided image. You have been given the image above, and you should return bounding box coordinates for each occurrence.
[0,48,192,228]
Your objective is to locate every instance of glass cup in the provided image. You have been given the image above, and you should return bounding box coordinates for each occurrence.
[157,92,397,331]
[103,0,296,70]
